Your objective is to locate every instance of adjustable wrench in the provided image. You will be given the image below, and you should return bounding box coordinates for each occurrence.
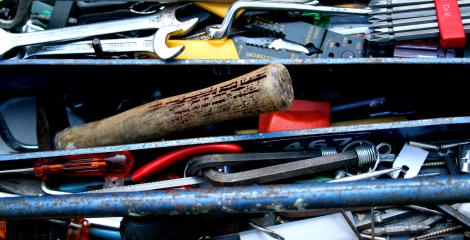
[24,26,187,59]
[0,5,198,58]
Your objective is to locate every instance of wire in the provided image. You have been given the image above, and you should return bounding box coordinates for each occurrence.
[132,143,242,183]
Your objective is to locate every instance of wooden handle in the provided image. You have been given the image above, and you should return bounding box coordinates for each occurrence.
[55,64,293,149]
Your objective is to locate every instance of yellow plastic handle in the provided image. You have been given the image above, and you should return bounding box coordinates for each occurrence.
[168,39,240,59]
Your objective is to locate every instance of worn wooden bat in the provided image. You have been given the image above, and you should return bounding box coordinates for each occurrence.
[55,64,294,149]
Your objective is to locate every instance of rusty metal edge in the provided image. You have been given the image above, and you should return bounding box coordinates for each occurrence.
[0,176,469,219]
[1,58,470,65]
[0,116,468,161]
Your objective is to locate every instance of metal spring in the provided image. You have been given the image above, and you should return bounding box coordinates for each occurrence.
[422,161,446,168]
[418,167,448,177]
[320,146,337,156]
[417,172,441,177]
[355,144,378,166]
[410,225,462,240]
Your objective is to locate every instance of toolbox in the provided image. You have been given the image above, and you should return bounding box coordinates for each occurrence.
[2,1,470,240]
[1,62,470,240]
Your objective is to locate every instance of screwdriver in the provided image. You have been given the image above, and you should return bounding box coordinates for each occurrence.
[0,151,134,179]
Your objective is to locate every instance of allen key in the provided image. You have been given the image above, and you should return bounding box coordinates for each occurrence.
[186,150,330,176]
[203,144,379,185]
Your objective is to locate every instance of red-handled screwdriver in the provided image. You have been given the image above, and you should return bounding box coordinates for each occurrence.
[0,151,134,179]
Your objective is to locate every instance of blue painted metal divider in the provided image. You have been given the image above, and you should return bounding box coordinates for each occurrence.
[0,116,469,162]
[0,176,469,219]
[3,58,470,65]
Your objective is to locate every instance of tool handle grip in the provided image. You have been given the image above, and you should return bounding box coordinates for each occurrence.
[435,0,466,48]
[54,64,293,149]
[34,151,134,179]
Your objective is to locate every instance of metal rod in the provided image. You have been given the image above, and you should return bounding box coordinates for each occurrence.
[1,176,470,219]
[341,209,364,240]
[0,167,33,174]
[329,167,401,183]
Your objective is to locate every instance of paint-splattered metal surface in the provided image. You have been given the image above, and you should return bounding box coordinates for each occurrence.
[0,176,469,219]
[2,58,470,65]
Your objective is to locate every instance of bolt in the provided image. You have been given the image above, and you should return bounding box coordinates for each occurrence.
[417,172,441,177]
[409,225,463,240]
[422,161,446,168]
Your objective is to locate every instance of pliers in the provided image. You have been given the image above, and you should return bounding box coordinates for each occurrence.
[163,18,365,59]
[166,6,366,59]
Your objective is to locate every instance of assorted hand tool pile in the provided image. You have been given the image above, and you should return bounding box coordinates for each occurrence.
[1,0,469,59]
[0,63,468,240]
[2,0,470,239]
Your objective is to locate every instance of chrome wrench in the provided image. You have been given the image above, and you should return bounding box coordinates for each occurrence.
[205,1,371,39]
[25,25,187,60]
[24,33,309,59]
[0,5,198,57]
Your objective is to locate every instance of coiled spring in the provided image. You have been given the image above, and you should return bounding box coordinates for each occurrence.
[320,146,337,156]
[342,141,392,167]
[355,144,378,166]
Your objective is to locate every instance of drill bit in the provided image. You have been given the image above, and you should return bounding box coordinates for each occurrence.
[368,20,470,42]
[368,5,470,22]
[409,225,463,240]
[369,0,433,7]
[370,12,470,28]
[372,22,440,34]
[362,224,430,236]
[369,0,470,14]
[368,28,440,42]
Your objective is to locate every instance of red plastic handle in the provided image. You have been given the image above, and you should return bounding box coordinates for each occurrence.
[434,0,466,48]
[34,151,134,179]
[131,144,242,183]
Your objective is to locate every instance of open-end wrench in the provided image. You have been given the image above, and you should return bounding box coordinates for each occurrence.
[205,1,371,39]
[0,5,198,57]
[24,25,187,59]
